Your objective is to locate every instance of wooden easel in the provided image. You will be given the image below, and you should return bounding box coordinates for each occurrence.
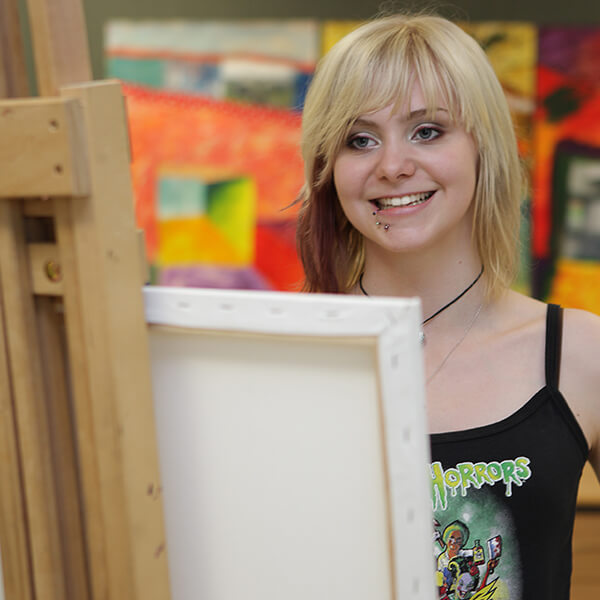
[0,0,171,598]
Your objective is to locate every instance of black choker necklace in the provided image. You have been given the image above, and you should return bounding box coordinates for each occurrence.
[358,265,484,342]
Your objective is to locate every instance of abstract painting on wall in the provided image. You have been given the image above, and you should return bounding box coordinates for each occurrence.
[105,21,319,290]
[533,27,600,313]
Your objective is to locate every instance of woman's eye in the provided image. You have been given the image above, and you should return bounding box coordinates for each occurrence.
[414,126,441,141]
[348,135,376,149]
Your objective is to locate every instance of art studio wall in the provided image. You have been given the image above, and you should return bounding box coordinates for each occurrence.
[17,0,600,312]
[81,0,600,91]
[102,15,600,314]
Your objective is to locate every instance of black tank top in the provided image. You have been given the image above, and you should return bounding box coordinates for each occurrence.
[429,304,588,600]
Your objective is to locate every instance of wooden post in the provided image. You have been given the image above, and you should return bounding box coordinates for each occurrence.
[58,79,171,600]
[25,0,92,96]
[0,197,70,599]
[0,0,29,97]
[0,2,68,598]
[0,214,36,600]
[0,0,171,597]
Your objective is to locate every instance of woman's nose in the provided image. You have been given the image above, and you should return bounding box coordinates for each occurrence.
[375,143,416,180]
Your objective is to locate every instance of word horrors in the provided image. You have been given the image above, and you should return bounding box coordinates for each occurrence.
[431,458,532,511]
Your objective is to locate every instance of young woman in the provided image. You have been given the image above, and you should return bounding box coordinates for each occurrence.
[296,14,600,600]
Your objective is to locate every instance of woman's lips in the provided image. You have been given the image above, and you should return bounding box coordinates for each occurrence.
[371,190,435,211]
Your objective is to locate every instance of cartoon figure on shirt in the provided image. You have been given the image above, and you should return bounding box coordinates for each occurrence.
[434,519,503,599]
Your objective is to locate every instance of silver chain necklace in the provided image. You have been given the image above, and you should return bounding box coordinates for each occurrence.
[425,301,483,384]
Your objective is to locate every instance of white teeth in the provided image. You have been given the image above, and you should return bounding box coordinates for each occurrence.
[377,191,433,209]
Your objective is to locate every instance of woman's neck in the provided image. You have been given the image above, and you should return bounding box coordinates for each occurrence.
[357,242,484,322]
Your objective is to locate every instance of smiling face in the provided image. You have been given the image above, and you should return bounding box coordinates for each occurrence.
[332,82,479,259]
[447,530,464,556]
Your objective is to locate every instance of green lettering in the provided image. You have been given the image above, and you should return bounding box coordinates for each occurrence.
[444,468,461,497]
[487,462,503,482]
[500,460,521,496]
[474,462,493,486]
[431,462,448,511]
[457,462,479,495]
[431,457,533,507]
[515,457,532,480]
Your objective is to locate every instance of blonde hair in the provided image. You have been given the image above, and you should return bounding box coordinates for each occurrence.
[296,13,524,296]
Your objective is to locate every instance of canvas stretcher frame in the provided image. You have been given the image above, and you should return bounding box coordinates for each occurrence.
[145,286,436,600]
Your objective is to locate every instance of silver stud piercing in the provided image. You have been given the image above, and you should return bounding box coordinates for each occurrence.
[372,207,389,230]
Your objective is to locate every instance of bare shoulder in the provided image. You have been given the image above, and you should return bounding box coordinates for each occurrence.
[563,305,600,339]
[493,289,547,329]
[561,307,600,472]
[562,307,600,382]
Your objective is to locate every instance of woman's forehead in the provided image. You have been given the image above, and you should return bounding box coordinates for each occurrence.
[348,75,457,123]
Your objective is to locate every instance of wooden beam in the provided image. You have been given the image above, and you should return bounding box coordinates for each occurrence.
[2,0,169,598]
[52,196,109,600]
[25,0,92,96]
[58,79,171,600]
[0,0,30,97]
[0,261,34,600]
[35,295,91,599]
[0,1,35,597]
[0,96,90,198]
[0,199,67,600]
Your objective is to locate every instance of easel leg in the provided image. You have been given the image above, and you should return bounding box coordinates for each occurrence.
[35,292,91,599]
[0,253,33,600]
[1,0,171,594]
[0,200,67,600]
[0,0,30,97]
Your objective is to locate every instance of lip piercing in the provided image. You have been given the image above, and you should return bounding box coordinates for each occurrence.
[373,208,387,229]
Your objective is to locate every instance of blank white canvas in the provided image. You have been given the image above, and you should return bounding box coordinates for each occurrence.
[145,287,435,600]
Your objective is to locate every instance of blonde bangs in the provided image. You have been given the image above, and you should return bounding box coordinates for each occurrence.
[305,23,477,191]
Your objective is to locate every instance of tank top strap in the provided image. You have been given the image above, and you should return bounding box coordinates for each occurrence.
[545,303,563,389]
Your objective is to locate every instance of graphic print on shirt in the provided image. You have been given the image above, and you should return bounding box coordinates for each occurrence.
[430,457,532,599]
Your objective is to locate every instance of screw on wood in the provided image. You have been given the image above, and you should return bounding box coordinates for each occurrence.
[45,260,62,283]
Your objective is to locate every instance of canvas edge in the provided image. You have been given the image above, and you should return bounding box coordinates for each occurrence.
[143,285,422,338]
[145,285,435,599]
[377,320,436,600]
